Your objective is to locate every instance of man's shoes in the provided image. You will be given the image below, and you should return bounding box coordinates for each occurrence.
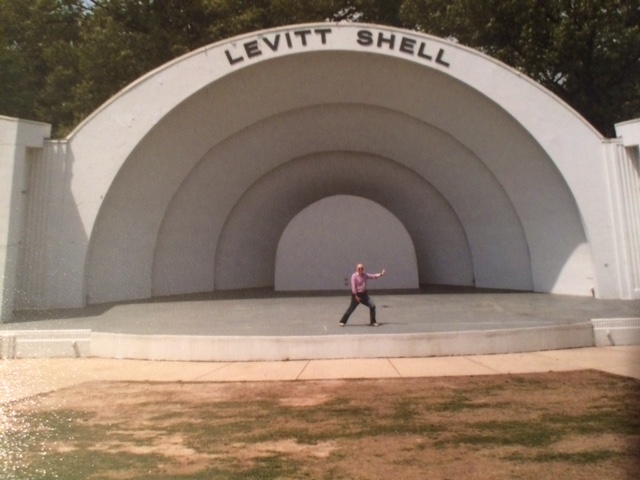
[338,322,346,327]
[370,322,380,327]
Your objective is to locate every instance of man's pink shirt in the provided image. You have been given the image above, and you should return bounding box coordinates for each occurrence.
[351,272,380,294]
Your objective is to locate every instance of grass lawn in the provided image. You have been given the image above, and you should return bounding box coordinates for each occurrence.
[2,370,639,479]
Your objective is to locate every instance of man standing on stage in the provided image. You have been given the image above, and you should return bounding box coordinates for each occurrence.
[339,263,386,327]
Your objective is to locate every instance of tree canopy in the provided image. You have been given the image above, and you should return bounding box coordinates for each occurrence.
[1,0,638,137]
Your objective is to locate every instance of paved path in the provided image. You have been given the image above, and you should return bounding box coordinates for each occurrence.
[2,346,639,404]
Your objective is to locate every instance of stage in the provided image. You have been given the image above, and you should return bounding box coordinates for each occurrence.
[1,288,639,361]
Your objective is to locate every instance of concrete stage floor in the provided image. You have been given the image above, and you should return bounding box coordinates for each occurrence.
[2,288,639,361]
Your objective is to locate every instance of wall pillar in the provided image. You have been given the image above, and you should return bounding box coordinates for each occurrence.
[0,116,51,322]
[608,119,640,299]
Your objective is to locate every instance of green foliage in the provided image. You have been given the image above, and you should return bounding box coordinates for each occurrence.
[0,0,84,136]
[441,420,561,447]
[399,0,640,136]
[1,0,638,137]
[507,450,621,464]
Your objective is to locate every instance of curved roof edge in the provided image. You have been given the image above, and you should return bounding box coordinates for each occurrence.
[67,22,603,141]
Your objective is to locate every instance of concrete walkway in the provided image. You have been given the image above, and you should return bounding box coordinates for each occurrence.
[2,346,639,404]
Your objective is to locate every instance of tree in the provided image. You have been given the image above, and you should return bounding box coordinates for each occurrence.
[399,0,640,136]
[0,0,85,136]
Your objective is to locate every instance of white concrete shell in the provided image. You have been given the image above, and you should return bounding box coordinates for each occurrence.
[11,23,640,312]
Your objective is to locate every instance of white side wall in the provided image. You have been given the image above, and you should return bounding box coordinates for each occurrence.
[14,140,82,309]
[0,117,50,321]
[608,119,640,299]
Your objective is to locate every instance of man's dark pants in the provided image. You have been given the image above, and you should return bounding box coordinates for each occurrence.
[340,292,376,324]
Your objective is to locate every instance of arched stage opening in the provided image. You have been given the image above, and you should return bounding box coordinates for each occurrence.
[73,25,608,307]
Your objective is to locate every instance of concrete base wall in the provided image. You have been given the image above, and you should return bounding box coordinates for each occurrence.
[0,117,51,322]
[0,323,597,361]
[88,324,595,362]
[0,330,90,359]
[592,318,640,346]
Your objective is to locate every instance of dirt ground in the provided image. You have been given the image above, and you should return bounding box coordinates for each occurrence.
[2,370,639,479]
